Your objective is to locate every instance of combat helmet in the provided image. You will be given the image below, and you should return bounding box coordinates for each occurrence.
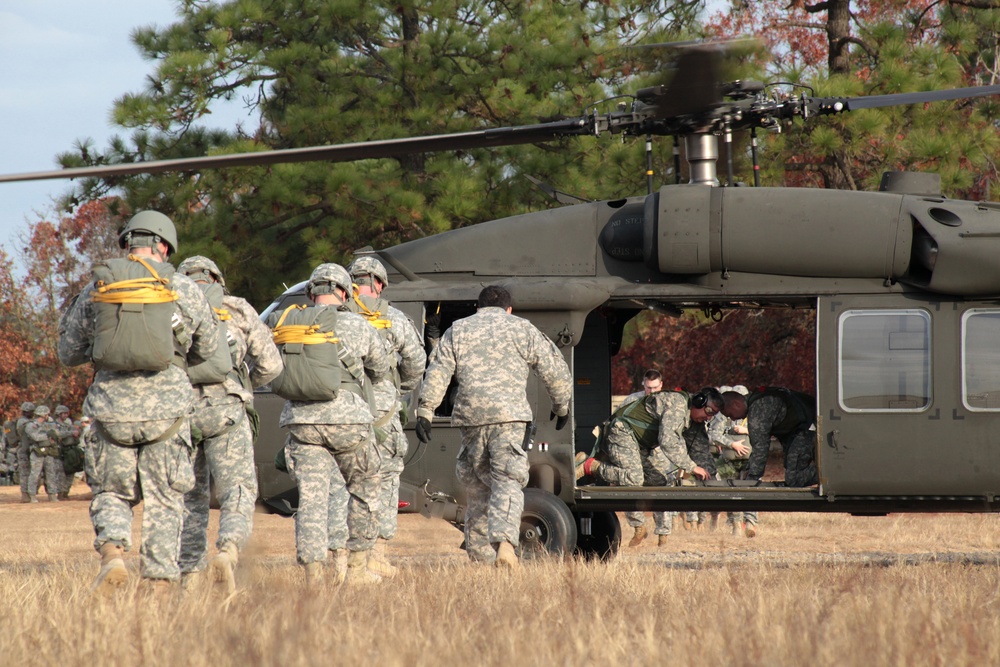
[118,211,179,256]
[20,401,36,414]
[347,256,389,288]
[55,405,70,416]
[178,255,226,287]
[33,405,50,418]
[307,263,353,300]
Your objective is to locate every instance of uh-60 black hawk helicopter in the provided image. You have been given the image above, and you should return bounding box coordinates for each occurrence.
[7,46,1000,560]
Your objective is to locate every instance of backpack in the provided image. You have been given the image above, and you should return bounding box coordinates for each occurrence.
[90,255,182,372]
[62,444,85,475]
[348,289,401,389]
[187,282,240,385]
[270,304,357,401]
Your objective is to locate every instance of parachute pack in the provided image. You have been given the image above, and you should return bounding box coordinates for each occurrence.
[270,304,364,402]
[187,281,241,385]
[90,255,182,372]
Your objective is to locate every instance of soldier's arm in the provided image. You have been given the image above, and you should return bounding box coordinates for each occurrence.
[175,274,220,362]
[231,297,283,387]
[744,398,782,480]
[395,313,427,393]
[415,328,457,420]
[57,292,92,367]
[361,322,390,385]
[656,396,699,473]
[527,326,573,416]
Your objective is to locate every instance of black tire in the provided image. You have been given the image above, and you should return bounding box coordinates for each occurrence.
[573,510,622,561]
[518,488,578,560]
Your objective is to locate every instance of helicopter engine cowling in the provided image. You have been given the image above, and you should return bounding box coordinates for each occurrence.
[642,185,1000,296]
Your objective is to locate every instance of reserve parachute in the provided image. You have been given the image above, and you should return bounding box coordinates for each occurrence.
[90,255,181,372]
[187,281,240,385]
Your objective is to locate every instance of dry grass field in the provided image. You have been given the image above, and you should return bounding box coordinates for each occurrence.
[1,482,999,666]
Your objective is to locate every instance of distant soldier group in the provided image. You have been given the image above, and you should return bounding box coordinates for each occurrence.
[1,402,86,500]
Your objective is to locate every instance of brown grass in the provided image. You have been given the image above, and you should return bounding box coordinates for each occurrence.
[1,483,998,666]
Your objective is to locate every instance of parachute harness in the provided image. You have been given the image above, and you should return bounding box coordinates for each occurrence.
[272,304,341,345]
[92,254,178,304]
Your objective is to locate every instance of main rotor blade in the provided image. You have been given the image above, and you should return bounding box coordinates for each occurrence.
[0,118,589,184]
[845,84,1000,110]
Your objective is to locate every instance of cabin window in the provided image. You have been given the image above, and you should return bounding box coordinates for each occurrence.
[838,309,931,412]
[961,310,1000,411]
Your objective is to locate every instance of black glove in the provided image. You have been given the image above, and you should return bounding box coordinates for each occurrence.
[550,411,569,431]
[415,416,433,443]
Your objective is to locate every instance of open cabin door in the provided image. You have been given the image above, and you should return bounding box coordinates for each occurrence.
[817,294,1000,498]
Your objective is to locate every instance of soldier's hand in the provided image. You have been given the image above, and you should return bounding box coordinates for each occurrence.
[731,440,750,457]
[425,313,441,340]
[691,466,710,481]
[550,411,569,431]
[415,416,433,443]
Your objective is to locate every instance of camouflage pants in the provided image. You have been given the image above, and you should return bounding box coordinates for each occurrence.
[624,447,677,535]
[456,422,529,563]
[327,415,407,550]
[783,430,818,487]
[28,452,62,496]
[179,400,258,574]
[18,444,31,494]
[85,419,196,581]
[286,423,380,564]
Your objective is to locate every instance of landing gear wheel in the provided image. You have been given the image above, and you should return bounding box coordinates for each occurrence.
[518,488,578,560]
[574,511,622,561]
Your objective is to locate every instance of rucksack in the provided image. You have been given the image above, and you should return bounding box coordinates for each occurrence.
[187,281,240,385]
[62,444,85,475]
[270,304,357,401]
[90,255,182,372]
[348,289,400,389]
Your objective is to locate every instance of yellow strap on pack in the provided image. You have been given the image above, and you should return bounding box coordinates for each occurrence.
[92,254,178,304]
[272,304,340,345]
[214,307,232,321]
[351,287,392,329]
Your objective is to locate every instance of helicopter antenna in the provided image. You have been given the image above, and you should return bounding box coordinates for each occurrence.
[750,127,761,187]
[645,135,654,194]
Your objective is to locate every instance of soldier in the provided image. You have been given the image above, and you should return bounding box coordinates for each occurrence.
[268,263,389,587]
[16,401,35,502]
[53,405,74,499]
[708,385,758,536]
[1,417,17,485]
[415,285,573,568]
[576,389,720,492]
[175,255,283,593]
[25,405,62,502]
[720,387,818,487]
[340,255,426,581]
[59,210,219,594]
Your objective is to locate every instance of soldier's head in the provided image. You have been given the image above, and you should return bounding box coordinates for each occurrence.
[641,369,663,395]
[720,391,748,421]
[307,263,353,306]
[118,211,178,262]
[347,256,388,296]
[477,285,512,312]
[33,405,50,421]
[20,401,36,416]
[177,255,226,288]
[688,387,724,423]
[55,405,70,419]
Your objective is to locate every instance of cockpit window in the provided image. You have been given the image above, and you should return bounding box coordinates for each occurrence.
[838,309,931,412]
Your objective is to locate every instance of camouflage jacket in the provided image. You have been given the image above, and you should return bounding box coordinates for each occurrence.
[744,392,814,479]
[348,294,426,415]
[58,260,219,423]
[195,294,284,405]
[273,305,390,426]
[16,416,31,449]
[641,392,700,474]
[416,307,573,426]
[24,419,56,451]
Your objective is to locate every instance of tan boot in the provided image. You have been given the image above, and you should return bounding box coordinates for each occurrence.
[180,570,205,593]
[20,492,30,503]
[745,523,757,538]
[495,541,519,569]
[209,542,239,594]
[575,457,599,481]
[141,579,175,600]
[628,523,648,547]
[658,534,670,547]
[58,492,69,500]
[28,495,38,503]
[91,543,128,594]
[346,550,381,585]
[330,548,348,585]
[48,494,58,502]
[732,521,744,537]
[367,538,398,579]
[304,562,325,589]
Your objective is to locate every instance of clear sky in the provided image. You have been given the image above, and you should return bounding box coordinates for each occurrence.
[0,2,249,257]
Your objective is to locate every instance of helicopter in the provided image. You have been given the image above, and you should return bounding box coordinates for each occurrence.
[6,47,1000,560]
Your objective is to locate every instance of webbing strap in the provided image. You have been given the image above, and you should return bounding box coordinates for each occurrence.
[351,289,392,329]
[272,305,341,345]
[92,254,178,304]
[94,415,187,447]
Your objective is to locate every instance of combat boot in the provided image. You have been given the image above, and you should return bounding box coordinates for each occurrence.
[28,495,38,503]
[658,534,670,547]
[209,542,239,594]
[304,562,325,589]
[20,492,30,503]
[58,491,69,500]
[731,521,744,537]
[367,538,398,579]
[48,494,58,502]
[709,513,719,531]
[745,523,758,538]
[91,542,128,594]
[628,523,648,547]
[575,457,600,481]
[495,541,519,569]
[330,548,348,585]
[180,570,205,593]
[346,550,381,585]
[140,579,175,601]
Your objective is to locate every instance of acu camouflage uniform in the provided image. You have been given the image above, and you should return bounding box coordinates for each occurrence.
[707,412,757,529]
[271,305,390,565]
[743,388,817,487]
[2,420,17,484]
[26,416,62,498]
[17,409,34,497]
[620,390,674,537]
[58,263,219,581]
[416,307,573,563]
[594,391,716,488]
[179,293,283,574]
[329,293,425,552]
